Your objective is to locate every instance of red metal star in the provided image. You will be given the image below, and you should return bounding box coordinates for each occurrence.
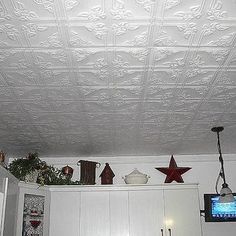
[155,155,191,183]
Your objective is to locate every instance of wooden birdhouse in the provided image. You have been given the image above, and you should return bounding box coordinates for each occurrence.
[100,163,115,185]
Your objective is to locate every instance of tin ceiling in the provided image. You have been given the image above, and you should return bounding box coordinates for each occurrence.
[0,0,236,157]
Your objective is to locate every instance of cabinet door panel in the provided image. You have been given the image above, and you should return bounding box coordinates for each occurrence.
[49,192,80,236]
[129,190,164,236]
[110,191,129,236]
[164,189,202,236]
[80,192,110,236]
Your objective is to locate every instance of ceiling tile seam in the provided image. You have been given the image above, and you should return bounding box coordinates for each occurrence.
[171,40,236,151]
[43,0,89,145]
[134,0,166,150]
[0,70,50,149]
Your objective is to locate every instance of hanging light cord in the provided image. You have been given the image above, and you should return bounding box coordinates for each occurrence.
[217,131,227,185]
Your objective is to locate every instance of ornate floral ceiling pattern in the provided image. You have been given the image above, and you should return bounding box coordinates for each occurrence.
[0,0,236,157]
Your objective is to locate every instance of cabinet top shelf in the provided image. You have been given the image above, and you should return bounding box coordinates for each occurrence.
[18,181,199,192]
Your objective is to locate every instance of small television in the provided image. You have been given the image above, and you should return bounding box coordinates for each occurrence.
[204,194,236,222]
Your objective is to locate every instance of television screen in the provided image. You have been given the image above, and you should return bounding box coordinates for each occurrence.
[204,194,236,222]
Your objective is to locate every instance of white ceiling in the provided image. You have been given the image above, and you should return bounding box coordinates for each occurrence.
[0,0,236,157]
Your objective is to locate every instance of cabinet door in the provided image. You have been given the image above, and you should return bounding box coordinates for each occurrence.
[164,188,202,236]
[80,191,110,236]
[49,191,80,236]
[129,190,164,236]
[110,191,129,236]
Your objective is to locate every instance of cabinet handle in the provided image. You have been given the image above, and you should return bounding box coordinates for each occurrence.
[161,229,164,236]
[168,228,172,236]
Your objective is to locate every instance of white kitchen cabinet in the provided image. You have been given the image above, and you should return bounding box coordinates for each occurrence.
[110,191,129,236]
[0,166,19,236]
[47,184,202,236]
[80,191,110,236]
[163,188,202,236]
[129,190,164,236]
[16,183,50,236]
[49,191,80,236]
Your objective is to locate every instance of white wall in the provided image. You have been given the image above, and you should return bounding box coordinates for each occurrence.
[38,154,236,236]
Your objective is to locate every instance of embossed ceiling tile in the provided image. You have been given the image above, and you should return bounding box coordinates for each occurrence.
[184,72,214,86]
[111,70,143,86]
[28,113,61,124]
[113,100,140,112]
[163,122,189,133]
[5,123,38,134]
[66,0,153,22]
[1,104,22,117]
[44,87,82,101]
[152,47,187,67]
[163,0,203,19]
[50,100,84,113]
[221,113,236,124]
[113,49,147,67]
[0,87,15,101]
[199,100,232,112]
[3,70,40,87]
[23,25,62,48]
[142,112,168,123]
[176,86,209,100]
[0,50,27,68]
[112,86,143,100]
[13,86,46,100]
[170,100,201,112]
[193,112,224,124]
[140,123,162,136]
[143,100,173,112]
[179,139,217,154]
[0,23,24,47]
[74,71,109,86]
[200,25,235,46]
[70,48,111,67]
[115,124,139,135]
[228,49,236,66]
[84,101,112,112]
[40,70,74,86]
[114,25,150,47]
[34,124,62,134]
[165,112,195,123]
[145,86,176,100]
[195,48,231,67]
[113,113,138,123]
[79,87,110,101]
[68,25,106,47]
[1,113,31,124]
[55,113,86,126]
[9,0,57,20]
[86,113,113,124]
[21,100,53,113]
[65,0,105,19]
[31,50,68,68]
[153,25,191,47]
[0,74,6,86]
[184,123,213,132]
[217,71,236,86]
[218,0,236,18]
[63,134,89,144]
[207,86,236,100]
[183,129,210,139]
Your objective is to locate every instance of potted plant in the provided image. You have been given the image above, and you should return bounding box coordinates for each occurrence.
[8,153,45,183]
[8,152,81,185]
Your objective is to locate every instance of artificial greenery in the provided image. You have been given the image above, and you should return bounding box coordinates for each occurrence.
[8,152,81,185]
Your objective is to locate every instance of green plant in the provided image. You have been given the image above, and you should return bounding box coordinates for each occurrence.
[8,152,81,185]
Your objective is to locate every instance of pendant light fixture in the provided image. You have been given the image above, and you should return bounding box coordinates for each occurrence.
[211,126,235,203]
